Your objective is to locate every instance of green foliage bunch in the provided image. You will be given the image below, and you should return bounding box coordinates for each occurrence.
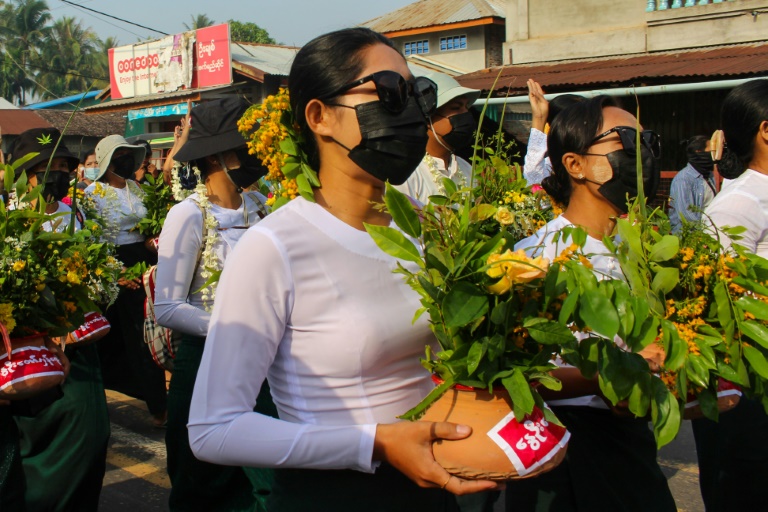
[0,159,121,338]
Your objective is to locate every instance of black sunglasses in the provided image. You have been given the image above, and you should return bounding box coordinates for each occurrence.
[588,126,661,159]
[320,70,437,117]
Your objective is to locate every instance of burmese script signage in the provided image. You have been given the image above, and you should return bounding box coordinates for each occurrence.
[108,23,232,100]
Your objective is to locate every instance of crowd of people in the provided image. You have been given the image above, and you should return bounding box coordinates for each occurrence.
[1,24,768,512]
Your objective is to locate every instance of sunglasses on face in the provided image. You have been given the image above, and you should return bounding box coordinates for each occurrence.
[589,126,661,159]
[320,70,437,117]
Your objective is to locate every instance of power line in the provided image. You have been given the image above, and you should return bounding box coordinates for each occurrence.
[59,0,168,36]
[62,3,143,41]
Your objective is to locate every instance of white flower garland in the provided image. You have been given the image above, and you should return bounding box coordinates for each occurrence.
[424,153,466,195]
[190,166,221,312]
[170,162,193,202]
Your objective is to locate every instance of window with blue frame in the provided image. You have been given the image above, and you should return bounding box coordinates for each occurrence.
[404,40,430,56]
[439,35,467,52]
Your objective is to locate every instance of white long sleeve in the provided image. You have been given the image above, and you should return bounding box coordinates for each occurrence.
[188,197,435,472]
[705,169,768,258]
[154,193,267,337]
[524,128,552,185]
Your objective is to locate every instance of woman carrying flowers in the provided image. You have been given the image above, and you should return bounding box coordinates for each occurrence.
[154,97,273,511]
[188,28,502,510]
[7,128,111,512]
[85,136,167,428]
[506,96,675,511]
[697,79,768,511]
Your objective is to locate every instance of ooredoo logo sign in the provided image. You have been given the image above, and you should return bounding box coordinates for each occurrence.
[109,23,232,100]
[116,54,160,74]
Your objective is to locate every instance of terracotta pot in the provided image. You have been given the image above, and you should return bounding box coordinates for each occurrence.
[420,379,569,481]
[65,311,111,347]
[683,378,741,420]
[0,328,65,401]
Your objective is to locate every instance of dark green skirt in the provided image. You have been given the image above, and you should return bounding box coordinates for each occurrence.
[504,406,676,512]
[166,334,276,512]
[268,463,457,512]
[0,407,25,512]
[692,396,768,511]
[14,343,110,512]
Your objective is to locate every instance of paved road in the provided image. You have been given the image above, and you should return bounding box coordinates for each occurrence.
[100,390,704,512]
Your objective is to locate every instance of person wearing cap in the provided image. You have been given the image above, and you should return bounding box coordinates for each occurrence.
[153,97,274,511]
[7,127,80,222]
[5,128,110,512]
[393,70,480,202]
[85,135,168,429]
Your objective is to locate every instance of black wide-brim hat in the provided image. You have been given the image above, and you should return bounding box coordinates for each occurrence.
[9,128,80,177]
[174,97,253,162]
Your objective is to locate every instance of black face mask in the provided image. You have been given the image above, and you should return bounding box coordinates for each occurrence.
[594,147,660,213]
[437,111,476,152]
[688,152,715,176]
[332,97,429,185]
[230,148,269,189]
[36,171,71,202]
[111,154,136,179]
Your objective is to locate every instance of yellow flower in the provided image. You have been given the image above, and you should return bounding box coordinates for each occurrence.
[486,249,550,295]
[0,303,16,333]
[66,270,81,285]
[494,206,515,226]
[12,260,26,272]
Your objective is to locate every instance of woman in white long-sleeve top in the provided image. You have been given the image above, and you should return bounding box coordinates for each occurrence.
[154,97,272,512]
[188,27,503,511]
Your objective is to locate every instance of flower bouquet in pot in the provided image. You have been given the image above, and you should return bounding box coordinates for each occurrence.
[363,127,683,479]
[1,159,121,399]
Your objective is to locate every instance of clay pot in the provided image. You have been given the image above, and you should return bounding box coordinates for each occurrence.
[683,378,741,420]
[0,333,65,401]
[65,311,111,347]
[420,380,569,481]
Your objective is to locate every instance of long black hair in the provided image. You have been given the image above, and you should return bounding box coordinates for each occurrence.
[543,95,617,206]
[718,80,768,179]
[288,27,396,171]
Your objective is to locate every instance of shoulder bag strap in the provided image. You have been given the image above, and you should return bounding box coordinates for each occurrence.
[244,191,268,221]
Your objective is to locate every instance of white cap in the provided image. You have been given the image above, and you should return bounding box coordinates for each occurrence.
[416,70,481,110]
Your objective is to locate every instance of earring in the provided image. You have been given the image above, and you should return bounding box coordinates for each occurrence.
[577,173,584,179]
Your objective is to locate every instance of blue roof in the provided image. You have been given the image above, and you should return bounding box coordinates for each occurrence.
[23,90,103,110]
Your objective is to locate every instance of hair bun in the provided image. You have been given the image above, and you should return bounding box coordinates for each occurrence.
[717,147,746,180]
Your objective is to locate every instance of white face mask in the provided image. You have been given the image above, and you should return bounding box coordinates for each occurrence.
[84,168,100,181]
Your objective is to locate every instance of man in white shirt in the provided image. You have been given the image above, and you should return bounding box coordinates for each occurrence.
[394,71,480,202]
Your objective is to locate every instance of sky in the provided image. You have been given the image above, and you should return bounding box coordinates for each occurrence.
[52,0,416,47]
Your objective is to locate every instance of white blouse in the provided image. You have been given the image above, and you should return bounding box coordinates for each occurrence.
[523,128,552,185]
[42,201,82,233]
[704,169,768,258]
[84,180,146,245]
[516,215,622,408]
[188,197,435,472]
[393,153,472,203]
[154,192,268,337]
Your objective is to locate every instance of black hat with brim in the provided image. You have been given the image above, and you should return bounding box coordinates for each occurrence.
[9,128,79,177]
[173,97,252,163]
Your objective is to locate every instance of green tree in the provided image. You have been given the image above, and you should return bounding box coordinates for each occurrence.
[33,16,106,99]
[0,0,52,104]
[227,20,276,44]
[184,13,215,31]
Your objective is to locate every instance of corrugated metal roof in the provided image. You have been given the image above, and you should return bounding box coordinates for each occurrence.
[82,84,232,112]
[0,110,52,135]
[458,43,768,95]
[231,43,298,78]
[362,0,505,34]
